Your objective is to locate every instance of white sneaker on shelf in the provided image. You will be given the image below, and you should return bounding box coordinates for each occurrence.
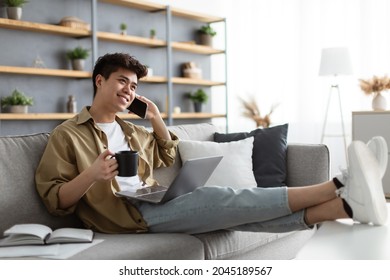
[336,140,388,226]
[367,136,388,179]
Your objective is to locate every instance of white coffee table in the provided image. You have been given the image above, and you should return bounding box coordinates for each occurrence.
[295,203,390,259]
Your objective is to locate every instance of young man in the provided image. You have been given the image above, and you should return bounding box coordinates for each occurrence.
[35,53,388,235]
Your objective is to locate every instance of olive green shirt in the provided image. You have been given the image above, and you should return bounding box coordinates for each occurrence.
[35,107,179,233]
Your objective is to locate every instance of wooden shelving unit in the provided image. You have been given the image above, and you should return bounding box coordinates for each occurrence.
[0,0,227,126]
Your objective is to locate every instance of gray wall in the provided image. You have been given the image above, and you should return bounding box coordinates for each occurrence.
[0,0,212,136]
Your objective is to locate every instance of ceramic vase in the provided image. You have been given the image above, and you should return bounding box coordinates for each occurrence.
[71,59,85,71]
[372,92,387,111]
[7,7,22,20]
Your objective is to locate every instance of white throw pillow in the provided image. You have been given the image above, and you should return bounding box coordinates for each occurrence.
[178,137,257,189]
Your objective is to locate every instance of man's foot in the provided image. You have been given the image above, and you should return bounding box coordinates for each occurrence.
[367,136,388,178]
[336,140,388,225]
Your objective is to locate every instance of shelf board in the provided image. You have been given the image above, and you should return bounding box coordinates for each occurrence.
[0,66,91,78]
[0,112,225,120]
[140,75,167,83]
[172,77,225,86]
[99,0,165,12]
[99,0,224,22]
[98,31,166,47]
[170,7,224,23]
[171,112,226,119]
[171,42,224,55]
[0,18,90,38]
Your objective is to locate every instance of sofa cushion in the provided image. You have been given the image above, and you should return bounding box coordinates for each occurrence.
[195,228,316,260]
[70,233,205,260]
[0,133,82,234]
[154,123,220,187]
[214,124,288,187]
[178,137,257,188]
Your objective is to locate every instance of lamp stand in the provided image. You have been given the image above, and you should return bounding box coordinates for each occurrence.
[320,84,348,162]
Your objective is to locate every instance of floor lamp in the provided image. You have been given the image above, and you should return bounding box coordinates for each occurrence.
[319,47,352,161]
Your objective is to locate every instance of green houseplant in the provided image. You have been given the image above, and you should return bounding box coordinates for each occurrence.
[150,28,156,39]
[66,46,90,71]
[6,0,28,20]
[120,23,127,35]
[1,89,33,113]
[187,88,208,112]
[198,23,216,46]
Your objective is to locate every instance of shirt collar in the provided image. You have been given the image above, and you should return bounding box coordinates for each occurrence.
[76,106,94,125]
[76,106,135,136]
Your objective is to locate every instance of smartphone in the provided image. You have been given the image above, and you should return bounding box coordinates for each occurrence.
[127,97,147,119]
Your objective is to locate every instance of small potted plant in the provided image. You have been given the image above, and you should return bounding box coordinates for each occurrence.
[1,89,34,113]
[197,23,216,46]
[150,28,156,39]
[5,0,28,20]
[187,88,208,112]
[66,46,90,71]
[120,23,127,35]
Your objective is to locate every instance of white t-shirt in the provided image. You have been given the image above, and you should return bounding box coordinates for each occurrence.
[97,121,140,192]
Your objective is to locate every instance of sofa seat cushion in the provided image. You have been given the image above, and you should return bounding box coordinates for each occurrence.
[195,228,316,260]
[69,233,205,260]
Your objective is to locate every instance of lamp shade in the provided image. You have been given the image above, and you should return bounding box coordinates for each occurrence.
[319,47,352,76]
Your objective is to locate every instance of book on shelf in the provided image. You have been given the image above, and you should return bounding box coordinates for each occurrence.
[0,223,94,247]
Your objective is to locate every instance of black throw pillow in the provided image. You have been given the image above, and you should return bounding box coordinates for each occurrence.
[214,123,288,187]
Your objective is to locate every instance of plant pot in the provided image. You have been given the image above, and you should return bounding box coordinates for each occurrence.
[372,92,387,111]
[7,7,22,20]
[9,105,28,114]
[193,102,203,113]
[199,34,213,47]
[71,59,85,71]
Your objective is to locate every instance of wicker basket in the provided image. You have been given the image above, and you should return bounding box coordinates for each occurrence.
[59,17,90,31]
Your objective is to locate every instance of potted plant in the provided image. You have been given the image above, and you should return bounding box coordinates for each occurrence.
[1,89,33,113]
[197,23,216,46]
[5,0,28,20]
[150,28,156,39]
[66,46,90,71]
[187,88,208,112]
[120,23,127,35]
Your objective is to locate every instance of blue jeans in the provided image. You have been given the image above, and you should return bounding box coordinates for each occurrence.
[137,186,310,234]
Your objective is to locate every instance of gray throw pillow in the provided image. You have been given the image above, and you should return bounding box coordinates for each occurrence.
[214,123,288,187]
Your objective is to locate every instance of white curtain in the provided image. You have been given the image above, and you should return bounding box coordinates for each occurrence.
[220,0,390,175]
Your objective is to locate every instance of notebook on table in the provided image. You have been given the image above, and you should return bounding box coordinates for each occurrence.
[116,155,223,204]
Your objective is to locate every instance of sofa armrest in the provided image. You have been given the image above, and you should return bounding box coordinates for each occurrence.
[286,144,330,187]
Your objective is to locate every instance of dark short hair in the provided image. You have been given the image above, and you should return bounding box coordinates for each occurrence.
[92,53,148,96]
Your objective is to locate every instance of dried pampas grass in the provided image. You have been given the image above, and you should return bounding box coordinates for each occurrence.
[238,96,279,128]
[359,75,390,95]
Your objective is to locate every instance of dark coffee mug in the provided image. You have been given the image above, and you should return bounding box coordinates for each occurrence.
[115,150,138,177]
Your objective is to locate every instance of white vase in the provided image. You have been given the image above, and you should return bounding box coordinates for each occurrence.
[372,92,387,111]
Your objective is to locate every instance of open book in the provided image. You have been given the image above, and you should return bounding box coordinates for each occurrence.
[0,224,94,247]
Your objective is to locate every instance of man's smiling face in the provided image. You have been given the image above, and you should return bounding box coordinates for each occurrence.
[96,67,138,113]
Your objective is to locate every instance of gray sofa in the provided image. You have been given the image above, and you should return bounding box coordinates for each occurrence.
[0,123,329,259]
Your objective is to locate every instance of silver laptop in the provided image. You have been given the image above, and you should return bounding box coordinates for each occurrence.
[116,155,223,204]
